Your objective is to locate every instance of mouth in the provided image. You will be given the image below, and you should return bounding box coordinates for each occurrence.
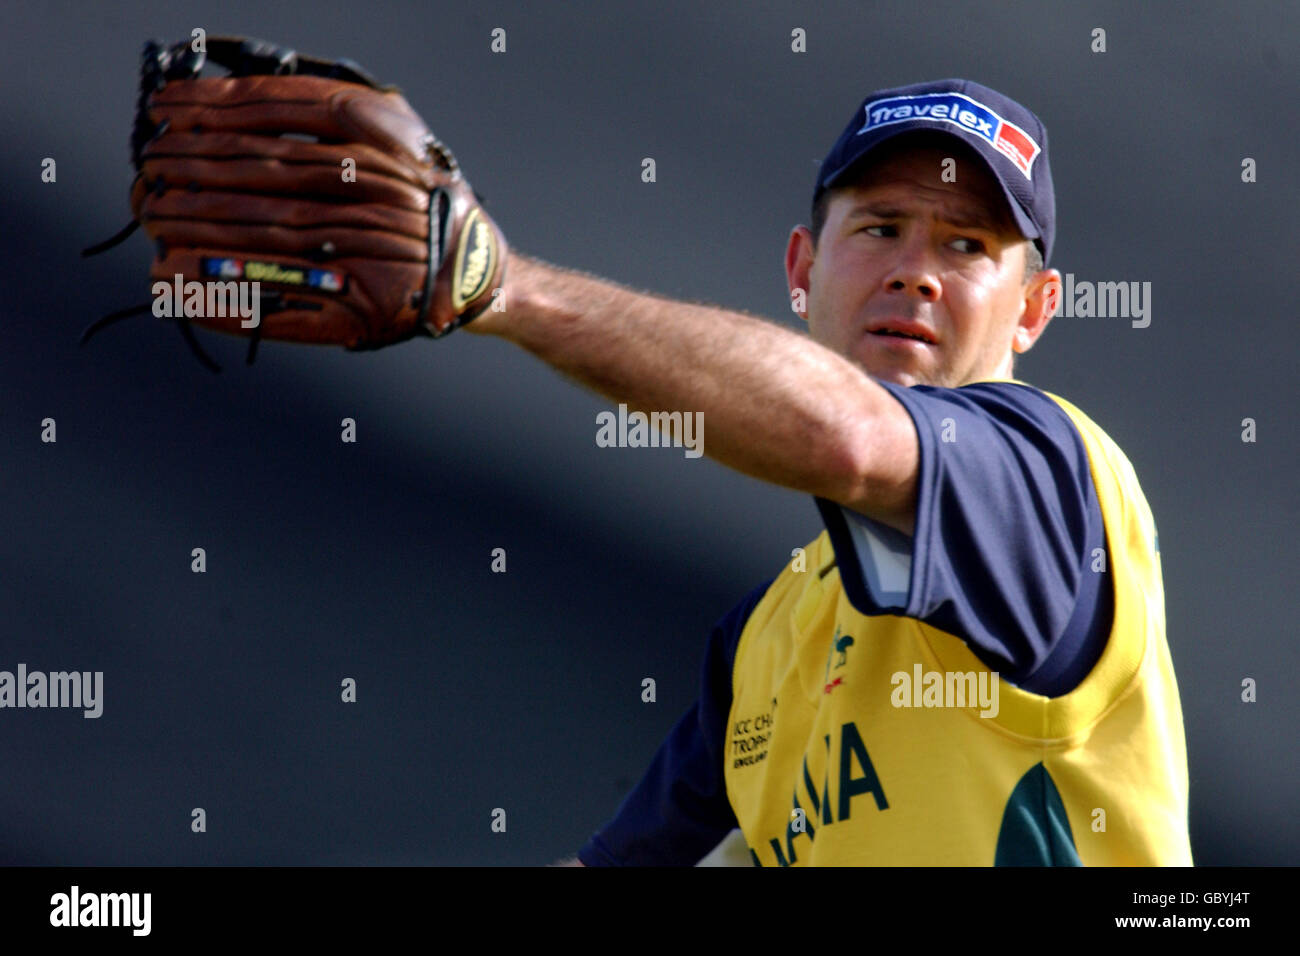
[870,329,933,344]
[866,321,938,346]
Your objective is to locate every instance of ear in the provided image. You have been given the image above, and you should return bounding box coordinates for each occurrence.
[785,225,815,323]
[1012,265,1061,354]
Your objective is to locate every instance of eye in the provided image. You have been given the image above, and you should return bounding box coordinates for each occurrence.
[948,236,985,254]
[860,224,897,237]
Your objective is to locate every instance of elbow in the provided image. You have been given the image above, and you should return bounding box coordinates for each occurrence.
[815,414,917,533]
[814,420,879,505]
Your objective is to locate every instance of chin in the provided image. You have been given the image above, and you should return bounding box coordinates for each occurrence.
[855,355,936,388]
[869,369,918,387]
[851,338,948,388]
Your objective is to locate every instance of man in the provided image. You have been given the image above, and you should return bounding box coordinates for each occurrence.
[465,79,1192,866]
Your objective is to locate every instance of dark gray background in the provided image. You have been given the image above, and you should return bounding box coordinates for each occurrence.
[1,0,1295,865]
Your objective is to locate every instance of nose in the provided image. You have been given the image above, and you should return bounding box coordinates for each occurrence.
[882,232,942,301]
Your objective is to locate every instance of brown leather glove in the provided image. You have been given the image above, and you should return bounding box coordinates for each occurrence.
[84,36,506,369]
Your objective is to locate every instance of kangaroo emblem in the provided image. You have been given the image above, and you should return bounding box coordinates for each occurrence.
[834,632,855,668]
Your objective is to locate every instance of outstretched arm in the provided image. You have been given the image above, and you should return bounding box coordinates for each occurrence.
[466,253,918,534]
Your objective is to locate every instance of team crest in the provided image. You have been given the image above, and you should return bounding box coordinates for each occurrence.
[824,625,855,694]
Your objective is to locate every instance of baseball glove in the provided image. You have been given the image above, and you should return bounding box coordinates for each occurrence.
[83,35,507,370]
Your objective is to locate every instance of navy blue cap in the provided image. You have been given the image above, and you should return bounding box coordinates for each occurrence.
[815,79,1055,264]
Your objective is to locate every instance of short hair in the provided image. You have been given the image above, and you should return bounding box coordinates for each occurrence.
[1022,241,1043,280]
[810,132,1044,283]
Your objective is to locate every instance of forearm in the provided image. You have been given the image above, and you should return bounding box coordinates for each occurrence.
[468,253,890,499]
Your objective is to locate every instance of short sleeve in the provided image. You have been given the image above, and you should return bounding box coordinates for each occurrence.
[815,381,1111,696]
[577,578,773,866]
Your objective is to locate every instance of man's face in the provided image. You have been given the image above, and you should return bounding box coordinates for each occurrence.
[787,143,1057,388]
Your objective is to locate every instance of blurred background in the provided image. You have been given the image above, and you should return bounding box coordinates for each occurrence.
[1,0,1295,865]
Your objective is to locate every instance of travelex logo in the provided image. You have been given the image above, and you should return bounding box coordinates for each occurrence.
[858,93,1041,179]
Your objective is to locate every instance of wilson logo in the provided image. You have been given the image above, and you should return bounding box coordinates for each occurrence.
[202,257,346,293]
[453,212,495,310]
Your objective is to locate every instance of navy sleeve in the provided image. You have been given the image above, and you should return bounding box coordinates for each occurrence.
[815,380,1111,697]
[577,578,774,866]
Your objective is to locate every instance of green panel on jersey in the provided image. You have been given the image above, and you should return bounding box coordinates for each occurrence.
[995,763,1082,866]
